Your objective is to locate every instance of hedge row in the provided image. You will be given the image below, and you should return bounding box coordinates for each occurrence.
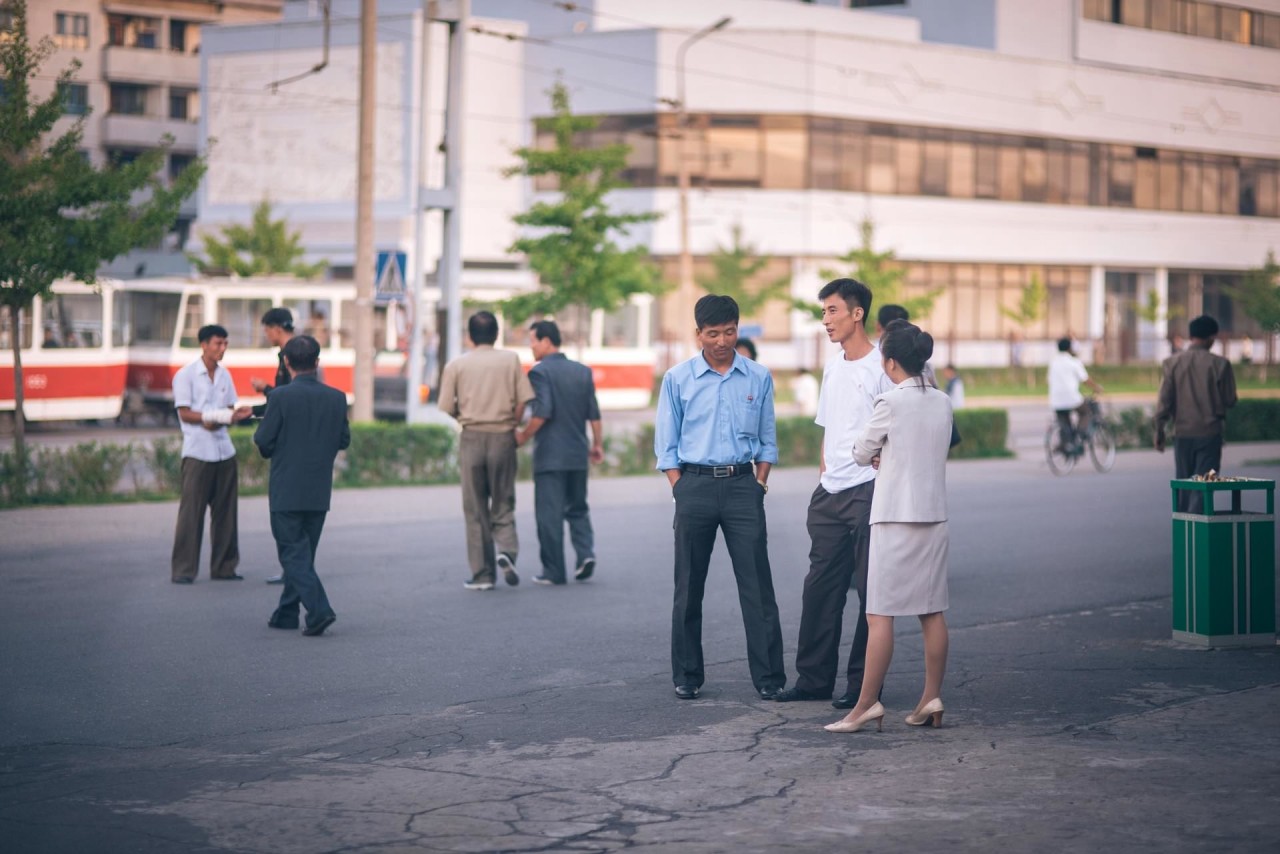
[0,410,1014,509]
[1106,398,1280,450]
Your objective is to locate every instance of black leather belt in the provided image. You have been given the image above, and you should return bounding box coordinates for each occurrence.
[681,463,754,478]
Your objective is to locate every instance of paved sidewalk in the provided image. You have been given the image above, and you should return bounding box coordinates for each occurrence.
[2,446,1277,852]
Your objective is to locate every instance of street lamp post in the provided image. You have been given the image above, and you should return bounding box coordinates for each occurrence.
[673,17,730,350]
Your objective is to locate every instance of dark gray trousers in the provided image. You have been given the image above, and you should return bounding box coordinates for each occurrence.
[534,469,594,584]
[1174,435,1224,514]
[671,472,785,691]
[793,481,874,696]
[171,457,239,580]
[269,511,334,629]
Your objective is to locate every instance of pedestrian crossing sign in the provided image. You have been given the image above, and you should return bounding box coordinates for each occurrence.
[375,251,407,303]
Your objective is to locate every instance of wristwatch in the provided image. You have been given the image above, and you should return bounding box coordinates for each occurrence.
[757,481,768,494]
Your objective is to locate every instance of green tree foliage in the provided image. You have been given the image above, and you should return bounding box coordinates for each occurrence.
[0,0,205,473]
[696,225,792,317]
[187,199,326,279]
[817,219,939,321]
[1230,250,1280,377]
[999,272,1046,384]
[501,83,663,341]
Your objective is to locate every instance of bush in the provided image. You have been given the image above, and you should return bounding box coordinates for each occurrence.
[336,422,457,487]
[950,408,1012,459]
[1108,405,1155,450]
[1225,399,1280,442]
[0,442,134,507]
[775,416,823,467]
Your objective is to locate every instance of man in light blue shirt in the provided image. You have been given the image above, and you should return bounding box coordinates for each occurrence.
[654,295,786,702]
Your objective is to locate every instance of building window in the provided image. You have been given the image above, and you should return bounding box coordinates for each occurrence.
[850,1,908,6]
[169,20,200,54]
[59,82,88,115]
[1089,0,1280,49]
[54,12,90,49]
[169,153,195,181]
[109,83,148,116]
[107,14,160,49]
[169,88,198,121]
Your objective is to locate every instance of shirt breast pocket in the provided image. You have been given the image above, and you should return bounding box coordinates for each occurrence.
[736,399,762,439]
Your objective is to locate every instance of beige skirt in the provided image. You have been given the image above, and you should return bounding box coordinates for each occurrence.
[867,521,949,617]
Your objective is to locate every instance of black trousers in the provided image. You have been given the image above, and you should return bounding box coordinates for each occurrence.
[1174,435,1224,514]
[534,469,594,584]
[671,472,785,691]
[270,511,335,629]
[793,481,874,696]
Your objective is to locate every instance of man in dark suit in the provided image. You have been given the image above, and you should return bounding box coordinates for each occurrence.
[254,335,351,637]
[515,320,604,585]
[251,306,296,585]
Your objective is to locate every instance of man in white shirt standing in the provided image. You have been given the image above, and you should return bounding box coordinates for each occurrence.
[773,278,894,708]
[1048,337,1103,453]
[171,324,252,584]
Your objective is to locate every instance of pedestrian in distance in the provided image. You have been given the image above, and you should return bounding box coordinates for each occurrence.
[826,319,955,733]
[250,306,296,585]
[254,336,350,637]
[774,278,894,708]
[1154,314,1238,514]
[877,304,937,388]
[1048,337,1103,454]
[735,337,758,362]
[942,364,965,409]
[170,324,253,584]
[438,311,536,591]
[515,320,604,586]
[655,294,786,702]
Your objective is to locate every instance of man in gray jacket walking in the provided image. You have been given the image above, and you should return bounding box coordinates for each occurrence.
[516,320,604,585]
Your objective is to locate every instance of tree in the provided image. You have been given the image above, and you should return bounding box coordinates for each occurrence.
[696,225,792,318]
[1230,250,1280,380]
[501,83,664,346]
[187,199,326,279]
[1132,288,1184,354]
[817,218,940,321]
[0,0,205,476]
[999,272,1046,384]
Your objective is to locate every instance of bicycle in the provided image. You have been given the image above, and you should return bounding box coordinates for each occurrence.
[1044,398,1116,476]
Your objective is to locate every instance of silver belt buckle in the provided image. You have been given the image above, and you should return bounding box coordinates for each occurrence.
[713,465,733,478]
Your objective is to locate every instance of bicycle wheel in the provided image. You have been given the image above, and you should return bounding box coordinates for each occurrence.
[1045,424,1076,475]
[1089,424,1116,473]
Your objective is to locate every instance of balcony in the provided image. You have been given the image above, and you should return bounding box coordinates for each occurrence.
[102,114,200,151]
[102,46,199,86]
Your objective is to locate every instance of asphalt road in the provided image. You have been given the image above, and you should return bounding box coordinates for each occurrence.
[2,444,1278,852]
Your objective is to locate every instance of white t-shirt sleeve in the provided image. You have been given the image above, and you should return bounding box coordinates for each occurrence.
[1074,359,1089,384]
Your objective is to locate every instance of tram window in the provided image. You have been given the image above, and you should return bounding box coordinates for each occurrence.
[0,306,33,350]
[114,291,182,347]
[601,303,642,348]
[217,299,273,348]
[179,294,204,347]
[284,299,332,347]
[41,294,103,348]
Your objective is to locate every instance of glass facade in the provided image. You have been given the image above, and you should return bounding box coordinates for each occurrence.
[1083,0,1280,49]
[536,113,1279,218]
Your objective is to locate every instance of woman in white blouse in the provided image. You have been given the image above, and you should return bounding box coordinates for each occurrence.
[826,320,953,733]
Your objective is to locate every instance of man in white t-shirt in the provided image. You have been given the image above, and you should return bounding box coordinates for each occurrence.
[170,324,253,583]
[773,278,894,708]
[1048,337,1103,452]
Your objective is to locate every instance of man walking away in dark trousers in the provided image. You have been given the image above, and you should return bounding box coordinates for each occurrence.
[254,336,351,637]
[516,320,604,586]
[655,295,787,702]
[1155,314,1238,514]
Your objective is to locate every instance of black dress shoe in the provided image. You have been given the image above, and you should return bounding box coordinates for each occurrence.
[832,691,859,709]
[268,618,299,630]
[757,686,785,701]
[302,614,336,636]
[773,686,832,703]
[674,684,700,700]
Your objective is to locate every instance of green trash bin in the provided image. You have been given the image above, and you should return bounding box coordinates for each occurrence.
[1171,477,1275,648]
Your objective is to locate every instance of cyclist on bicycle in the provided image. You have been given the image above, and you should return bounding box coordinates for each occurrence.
[1048,337,1103,453]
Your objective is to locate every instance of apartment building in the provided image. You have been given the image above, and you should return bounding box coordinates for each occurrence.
[21,0,283,275]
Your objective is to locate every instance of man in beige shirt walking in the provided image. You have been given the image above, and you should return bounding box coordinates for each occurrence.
[438,311,536,590]
[1154,314,1238,513]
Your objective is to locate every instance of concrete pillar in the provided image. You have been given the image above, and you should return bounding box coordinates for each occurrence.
[1088,264,1105,342]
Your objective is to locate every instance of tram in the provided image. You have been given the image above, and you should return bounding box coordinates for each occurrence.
[1,277,657,428]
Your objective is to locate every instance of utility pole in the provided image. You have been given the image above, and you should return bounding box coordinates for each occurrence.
[674,17,730,351]
[353,0,378,421]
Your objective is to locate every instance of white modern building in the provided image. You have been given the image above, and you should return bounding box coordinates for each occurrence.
[197,0,1280,371]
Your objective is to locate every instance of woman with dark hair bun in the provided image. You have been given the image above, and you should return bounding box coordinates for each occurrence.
[825,320,954,733]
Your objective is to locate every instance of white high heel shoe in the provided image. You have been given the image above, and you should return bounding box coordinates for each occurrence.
[904,698,944,728]
[824,702,884,733]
